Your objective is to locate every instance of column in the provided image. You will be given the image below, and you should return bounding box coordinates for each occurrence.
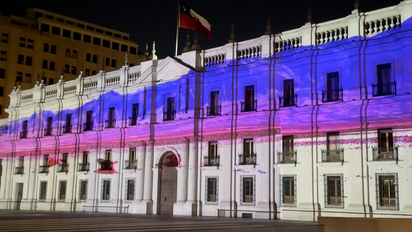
[176,138,189,203]
[143,141,154,202]
[136,142,146,202]
[186,138,198,203]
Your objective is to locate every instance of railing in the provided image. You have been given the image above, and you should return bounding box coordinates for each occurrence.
[45,89,57,98]
[21,94,33,102]
[274,37,302,52]
[277,151,297,164]
[128,71,141,83]
[83,122,93,131]
[238,154,256,165]
[322,89,343,102]
[372,82,396,97]
[63,85,76,95]
[84,80,97,91]
[62,125,72,134]
[15,166,24,174]
[237,46,261,60]
[372,147,398,161]
[317,27,348,45]
[124,160,137,170]
[58,163,69,173]
[44,128,53,136]
[39,165,49,173]
[207,105,221,116]
[203,155,220,166]
[128,117,137,126]
[364,15,401,36]
[279,95,297,107]
[105,119,116,129]
[105,75,120,87]
[100,160,113,171]
[321,149,344,163]
[240,100,257,112]
[19,131,27,139]
[78,163,90,172]
[204,53,225,67]
[163,111,176,121]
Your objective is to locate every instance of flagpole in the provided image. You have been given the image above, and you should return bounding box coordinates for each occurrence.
[174,0,180,56]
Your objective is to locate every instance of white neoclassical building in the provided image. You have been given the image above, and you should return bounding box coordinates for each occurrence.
[1,1,412,221]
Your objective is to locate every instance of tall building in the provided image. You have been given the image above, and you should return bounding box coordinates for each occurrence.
[0,8,145,118]
[0,1,412,221]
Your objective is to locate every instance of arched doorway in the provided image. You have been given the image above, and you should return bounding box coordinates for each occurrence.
[158,152,178,215]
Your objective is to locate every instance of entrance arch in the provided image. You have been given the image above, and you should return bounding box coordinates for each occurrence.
[157,152,178,215]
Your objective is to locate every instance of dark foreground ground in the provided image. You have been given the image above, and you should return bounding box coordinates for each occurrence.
[0,210,323,232]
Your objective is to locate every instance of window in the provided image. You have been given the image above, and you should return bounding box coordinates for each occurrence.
[103,39,110,48]
[83,35,91,43]
[86,53,91,62]
[242,85,256,112]
[63,29,71,38]
[240,139,255,165]
[24,73,31,83]
[19,37,25,47]
[279,135,295,163]
[208,91,220,116]
[376,173,398,210]
[114,34,121,38]
[112,42,119,50]
[241,176,254,204]
[105,31,113,36]
[130,47,137,55]
[281,79,296,107]
[20,120,28,139]
[40,23,50,32]
[43,43,49,52]
[51,45,56,54]
[18,55,24,64]
[106,107,115,128]
[96,28,104,33]
[51,26,60,35]
[325,175,344,208]
[27,39,33,49]
[206,177,218,203]
[93,37,101,46]
[92,70,97,75]
[164,97,175,121]
[73,32,81,40]
[374,63,395,96]
[66,20,75,25]
[0,86,3,97]
[26,56,32,66]
[126,148,136,169]
[79,151,89,171]
[84,110,93,131]
[111,59,116,68]
[64,114,72,134]
[72,50,77,59]
[65,49,70,57]
[323,132,342,162]
[206,141,219,166]
[281,176,296,206]
[0,51,7,60]
[126,179,135,201]
[92,55,97,63]
[79,180,88,200]
[45,117,53,136]
[42,60,48,69]
[123,36,129,40]
[323,72,342,102]
[48,78,54,85]
[35,12,44,18]
[16,72,23,82]
[64,64,70,73]
[86,26,94,31]
[45,15,54,20]
[0,69,4,79]
[130,103,138,126]
[18,156,24,170]
[39,181,47,201]
[71,66,76,75]
[121,44,128,52]
[102,180,111,200]
[1,33,8,43]
[85,69,90,76]
[59,181,67,200]
[374,129,397,161]
[48,61,55,71]
[105,58,110,67]
[105,149,112,161]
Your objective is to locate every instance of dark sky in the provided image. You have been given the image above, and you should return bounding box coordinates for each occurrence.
[1,0,402,58]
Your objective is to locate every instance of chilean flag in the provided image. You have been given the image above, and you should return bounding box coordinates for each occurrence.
[179,4,211,39]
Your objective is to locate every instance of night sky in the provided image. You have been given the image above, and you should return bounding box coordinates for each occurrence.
[1,0,402,58]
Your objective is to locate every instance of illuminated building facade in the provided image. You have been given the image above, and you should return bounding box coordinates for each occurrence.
[0,8,145,118]
[0,1,412,220]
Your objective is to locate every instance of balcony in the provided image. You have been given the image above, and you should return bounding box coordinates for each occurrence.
[241,100,257,112]
[277,151,297,164]
[207,105,222,116]
[83,122,93,131]
[279,94,297,107]
[124,160,137,170]
[100,160,113,171]
[129,117,137,126]
[372,82,396,97]
[58,163,69,173]
[163,111,176,121]
[372,147,398,161]
[19,131,27,139]
[39,165,49,174]
[238,153,256,165]
[78,163,90,172]
[62,125,72,134]
[203,155,220,166]
[321,149,344,163]
[105,119,116,129]
[44,128,53,136]
[15,166,24,175]
[322,89,343,102]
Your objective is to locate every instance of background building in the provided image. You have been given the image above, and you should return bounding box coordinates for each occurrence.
[0,8,145,118]
[0,1,411,221]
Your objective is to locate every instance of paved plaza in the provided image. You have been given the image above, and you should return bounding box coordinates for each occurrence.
[0,210,323,232]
